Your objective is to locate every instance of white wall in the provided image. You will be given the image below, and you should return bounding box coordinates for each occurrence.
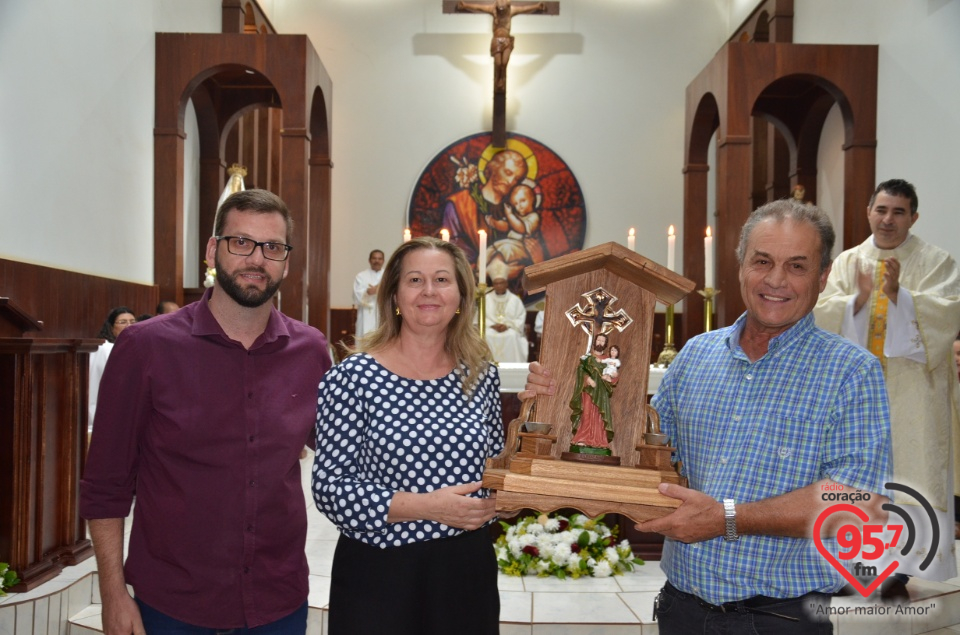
[795,0,960,260]
[1,0,958,313]
[0,0,218,284]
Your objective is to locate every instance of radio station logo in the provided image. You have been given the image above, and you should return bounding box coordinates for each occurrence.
[814,482,940,597]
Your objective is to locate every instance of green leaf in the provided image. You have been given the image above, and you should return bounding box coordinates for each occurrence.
[577,530,590,548]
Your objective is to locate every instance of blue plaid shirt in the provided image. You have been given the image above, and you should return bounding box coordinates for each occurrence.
[652,312,891,604]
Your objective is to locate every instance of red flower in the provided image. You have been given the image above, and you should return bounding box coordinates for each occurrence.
[570,544,581,553]
[558,520,569,531]
[522,545,540,557]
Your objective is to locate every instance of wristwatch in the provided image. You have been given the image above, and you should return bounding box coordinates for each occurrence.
[722,498,739,542]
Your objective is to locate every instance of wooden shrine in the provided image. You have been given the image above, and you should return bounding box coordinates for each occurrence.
[0,299,98,591]
[483,242,696,523]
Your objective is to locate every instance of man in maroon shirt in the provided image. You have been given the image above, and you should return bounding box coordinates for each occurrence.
[81,190,332,634]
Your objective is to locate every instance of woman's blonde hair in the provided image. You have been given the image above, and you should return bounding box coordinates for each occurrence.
[354,237,493,395]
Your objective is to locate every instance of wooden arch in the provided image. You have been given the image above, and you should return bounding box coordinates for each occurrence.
[154,30,333,332]
[681,28,877,337]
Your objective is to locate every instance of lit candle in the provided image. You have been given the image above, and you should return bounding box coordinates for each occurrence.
[439,228,449,242]
[403,228,412,243]
[478,229,487,283]
[667,225,676,272]
[627,227,636,251]
[704,226,714,288]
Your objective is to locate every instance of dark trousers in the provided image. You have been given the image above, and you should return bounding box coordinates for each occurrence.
[135,598,307,635]
[329,528,499,635]
[654,581,834,634]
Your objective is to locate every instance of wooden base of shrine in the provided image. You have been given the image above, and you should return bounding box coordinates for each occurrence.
[483,456,683,524]
[560,450,621,465]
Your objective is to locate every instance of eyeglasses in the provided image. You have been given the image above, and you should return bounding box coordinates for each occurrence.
[216,235,293,262]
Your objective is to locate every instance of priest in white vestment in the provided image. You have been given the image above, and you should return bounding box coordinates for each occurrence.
[353,249,384,337]
[814,179,960,582]
[483,260,529,363]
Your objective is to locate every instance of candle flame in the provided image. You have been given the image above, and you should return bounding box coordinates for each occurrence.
[668,225,675,236]
[628,227,636,237]
[478,229,486,238]
[706,226,713,238]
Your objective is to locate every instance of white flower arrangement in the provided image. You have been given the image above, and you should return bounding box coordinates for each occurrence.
[495,512,643,579]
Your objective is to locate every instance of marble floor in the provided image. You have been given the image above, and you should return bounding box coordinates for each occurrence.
[6,453,960,634]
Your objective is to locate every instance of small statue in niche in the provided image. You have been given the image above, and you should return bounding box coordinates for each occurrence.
[791,184,810,205]
[568,334,621,454]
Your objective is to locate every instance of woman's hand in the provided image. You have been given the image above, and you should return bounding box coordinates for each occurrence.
[389,482,497,530]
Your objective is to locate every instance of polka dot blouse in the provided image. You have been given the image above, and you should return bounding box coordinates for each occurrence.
[312,353,504,548]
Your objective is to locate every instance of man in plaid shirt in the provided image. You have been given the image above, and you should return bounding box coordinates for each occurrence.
[525,200,892,634]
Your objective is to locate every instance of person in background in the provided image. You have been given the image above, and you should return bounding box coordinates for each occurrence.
[814,178,960,587]
[88,307,136,429]
[156,300,179,314]
[81,189,331,635]
[353,249,384,338]
[523,200,892,633]
[483,259,528,363]
[313,237,503,635]
[96,307,137,343]
[955,336,960,538]
[953,336,960,383]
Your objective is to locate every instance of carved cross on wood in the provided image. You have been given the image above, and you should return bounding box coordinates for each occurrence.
[444,0,559,147]
[565,287,633,354]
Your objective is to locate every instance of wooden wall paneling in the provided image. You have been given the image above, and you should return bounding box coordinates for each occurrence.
[256,108,270,189]
[767,123,791,202]
[0,331,99,591]
[684,42,878,329]
[270,108,282,194]
[307,79,333,336]
[193,83,226,289]
[154,33,333,327]
[221,0,276,36]
[328,307,356,361]
[0,259,158,339]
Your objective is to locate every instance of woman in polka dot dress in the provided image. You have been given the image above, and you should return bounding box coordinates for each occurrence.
[313,237,504,634]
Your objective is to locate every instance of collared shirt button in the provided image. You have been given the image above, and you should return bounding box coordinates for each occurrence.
[745,373,753,380]
[778,447,791,458]
[243,567,250,574]
[247,525,255,532]
[719,457,728,465]
[732,415,741,422]
[248,392,253,398]
[248,435,255,442]
[249,480,256,487]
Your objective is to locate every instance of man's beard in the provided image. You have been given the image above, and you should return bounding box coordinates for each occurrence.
[215,254,282,308]
[593,341,607,354]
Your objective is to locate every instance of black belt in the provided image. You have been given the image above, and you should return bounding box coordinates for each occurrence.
[661,581,804,622]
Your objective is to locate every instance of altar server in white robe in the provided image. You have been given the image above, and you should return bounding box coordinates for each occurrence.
[815,179,960,582]
[483,260,529,363]
[353,249,384,337]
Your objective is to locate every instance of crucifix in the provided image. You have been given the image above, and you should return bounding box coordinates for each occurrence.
[565,287,634,355]
[444,0,559,147]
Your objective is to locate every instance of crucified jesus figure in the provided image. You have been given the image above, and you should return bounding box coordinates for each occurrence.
[456,0,547,93]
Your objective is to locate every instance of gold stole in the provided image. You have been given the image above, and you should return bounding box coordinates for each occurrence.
[866,259,888,371]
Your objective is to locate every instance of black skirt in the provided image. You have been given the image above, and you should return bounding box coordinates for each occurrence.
[328,528,500,635]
